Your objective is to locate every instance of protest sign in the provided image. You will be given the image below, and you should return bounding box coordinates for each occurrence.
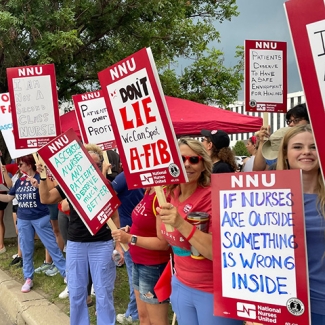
[212,170,310,325]
[0,93,34,158]
[98,47,187,189]
[245,40,287,113]
[37,128,120,235]
[284,0,325,183]
[7,64,61,149]
[72,90,116,150]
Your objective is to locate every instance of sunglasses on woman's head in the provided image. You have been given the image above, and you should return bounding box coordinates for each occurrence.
[181,155,202,164]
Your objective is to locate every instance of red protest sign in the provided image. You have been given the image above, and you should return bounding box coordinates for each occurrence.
[98,47,187,189]
[37,128,120,235]
[7,64,61,150]
[284,0,325,183]
[212,170,310,325]
[245,40,287,113]
[72,90,116,150]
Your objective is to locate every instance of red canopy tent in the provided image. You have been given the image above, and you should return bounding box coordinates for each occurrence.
[60,96,262,137]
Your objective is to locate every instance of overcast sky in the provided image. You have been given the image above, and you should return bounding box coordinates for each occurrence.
[192,0,302,100]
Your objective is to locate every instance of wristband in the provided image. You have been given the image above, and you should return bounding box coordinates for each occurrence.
[186,225,196,241]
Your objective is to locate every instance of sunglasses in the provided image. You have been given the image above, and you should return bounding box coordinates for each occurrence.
[181,155,202,164]
[18,162,24,167]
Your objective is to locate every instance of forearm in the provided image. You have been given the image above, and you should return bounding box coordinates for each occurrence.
[176,219,213,260]
[253,145,267,171]
[2,171,12,188]
[39,180,61,204]
[111,209,120,228]
[0,194,14,203]
[130,235,170,251]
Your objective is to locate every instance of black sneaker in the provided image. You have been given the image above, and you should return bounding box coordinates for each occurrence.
[10,256,22,266]
[16,259,23,268]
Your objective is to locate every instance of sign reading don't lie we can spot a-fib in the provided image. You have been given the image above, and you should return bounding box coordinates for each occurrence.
[6,64,61,150]
[212,170,310,325]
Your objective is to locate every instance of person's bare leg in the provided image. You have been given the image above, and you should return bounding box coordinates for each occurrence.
[0,210,5,250]
[146,303,169,325]
[134,289,151,325]
[12,211,22,257]
[50,219,64,251]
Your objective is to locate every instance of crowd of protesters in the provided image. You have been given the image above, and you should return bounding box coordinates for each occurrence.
[0,102,324,325]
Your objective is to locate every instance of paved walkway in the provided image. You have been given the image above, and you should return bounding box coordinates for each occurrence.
[0,269,69,325]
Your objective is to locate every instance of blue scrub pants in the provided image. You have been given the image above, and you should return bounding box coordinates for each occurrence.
[17,215,66,280]
[124,250,139,321]
[66,240,116,325]
[170,276,243,325]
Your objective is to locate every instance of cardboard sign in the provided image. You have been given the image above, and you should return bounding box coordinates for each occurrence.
[72,90,116,150]
[212,170,310,325]
[245,40,287,113]
[284,0,325,183]
[7,64,61,149]
[0,93,35,158]
[98,47,187,189]
[37,129,120,235]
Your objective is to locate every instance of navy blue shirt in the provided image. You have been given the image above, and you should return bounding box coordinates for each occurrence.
[111,172,144,227]
[9,173,49,220]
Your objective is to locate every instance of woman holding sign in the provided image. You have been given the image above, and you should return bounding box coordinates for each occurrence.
[276,124,325,325]
[37,144,121,325]
[0,155,66,293]
[157,138,242,325]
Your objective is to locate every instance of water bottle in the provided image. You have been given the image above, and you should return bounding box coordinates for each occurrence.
[112,249,122,266]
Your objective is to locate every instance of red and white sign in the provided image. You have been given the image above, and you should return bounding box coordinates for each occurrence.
[37,129,120,235]
[245,40,287,113]
[72,90,116,150]
[98,47,187,189]
[7,64,61,149]
[0,93,35,158]
[284,0,325,183]
[212,170,310,325]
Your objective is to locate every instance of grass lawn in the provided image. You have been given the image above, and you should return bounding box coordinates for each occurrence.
[0,238,178,324]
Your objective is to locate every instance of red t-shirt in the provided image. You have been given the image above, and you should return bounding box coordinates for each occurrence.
[129,191,171,265]
[161,186,213,293]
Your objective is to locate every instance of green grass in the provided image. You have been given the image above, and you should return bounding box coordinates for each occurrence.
[0,238,175,324]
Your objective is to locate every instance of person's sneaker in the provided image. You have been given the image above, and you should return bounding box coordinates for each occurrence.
[17,259,23,268]
[35,261,53,274]
[10,256,22,266]
[0,246,6,254]
[58,286,69,299]
[45,265,59,277]
[116,314,133,324]
[21,278,33,293]
[91,284,95,296]
[12,253,18,259]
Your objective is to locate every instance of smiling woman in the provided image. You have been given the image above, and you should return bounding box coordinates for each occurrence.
[275,124,325,325]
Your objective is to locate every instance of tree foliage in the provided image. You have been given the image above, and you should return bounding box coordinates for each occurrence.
[232,140,249,156]
[0,0,242,106]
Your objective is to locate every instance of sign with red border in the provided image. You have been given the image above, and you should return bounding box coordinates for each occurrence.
[0,92,35,158]
[72,90,116,150]
[7,64,61,150]
[284,0,325,183]
[212,170,310,325]
[98,47,187,189]
[245,40,287,113]
[37,128,120,235]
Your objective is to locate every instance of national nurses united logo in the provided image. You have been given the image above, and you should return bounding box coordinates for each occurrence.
[168,163,180,177]
[286,298,304,316]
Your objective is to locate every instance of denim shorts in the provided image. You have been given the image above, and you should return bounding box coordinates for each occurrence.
[132,262,169,304]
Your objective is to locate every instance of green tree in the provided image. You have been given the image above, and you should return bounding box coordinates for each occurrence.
[0,0,241,104]
[232,140,249,156]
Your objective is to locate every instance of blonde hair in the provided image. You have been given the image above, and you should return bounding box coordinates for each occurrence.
[276,124,325,216]
[167,138,212,195]
[84,144,103,161]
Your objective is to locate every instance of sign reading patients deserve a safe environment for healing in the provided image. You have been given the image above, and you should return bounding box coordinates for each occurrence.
[72,90,116,150]
[38,129,120,235]
[6,64,61,150]
[245,40,287,113]
[98,47,187,189]
[212,170,310,325]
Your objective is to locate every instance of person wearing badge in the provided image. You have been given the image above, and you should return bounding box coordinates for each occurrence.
[157,138,242,325]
